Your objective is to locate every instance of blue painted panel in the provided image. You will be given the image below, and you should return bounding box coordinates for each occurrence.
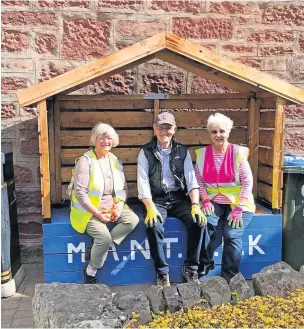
[45,261,277,285]
[44,245,281,273]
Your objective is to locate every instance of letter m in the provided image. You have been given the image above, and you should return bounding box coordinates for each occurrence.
[67,242,86,264]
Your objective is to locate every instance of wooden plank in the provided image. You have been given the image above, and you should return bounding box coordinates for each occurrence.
[54,98,62,203]
[259,148,273,167]
[160,99,249,109]
[47,98,56,204]
[57,93,254,101]
[258,165,275,186]
[272,97,285,209]
[257,182,272,204]
[17,32,167,106]
[259,130,274,148]
[157,50,254,93]
[166,33,304,104]
[62,182,138,200]
[61,165,137,183]
[60,128,247,147]
[37,100,51,219]
[248,98,260,197]
[60,110,248,129]
[260,98,276,109]
[260,111,276,128]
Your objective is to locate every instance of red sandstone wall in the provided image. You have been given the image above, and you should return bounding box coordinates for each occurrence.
[1,0,304,262]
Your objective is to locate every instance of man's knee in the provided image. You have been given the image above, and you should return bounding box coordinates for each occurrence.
[94,230,112,248]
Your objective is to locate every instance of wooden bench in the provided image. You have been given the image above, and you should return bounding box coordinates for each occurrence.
[43,205,282,286]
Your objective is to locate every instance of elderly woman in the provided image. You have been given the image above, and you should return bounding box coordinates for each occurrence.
[195,113,255,283]
[70,122,139,284]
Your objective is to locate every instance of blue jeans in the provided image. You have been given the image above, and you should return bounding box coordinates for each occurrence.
[199,202,253,282]
[146,197,204,275]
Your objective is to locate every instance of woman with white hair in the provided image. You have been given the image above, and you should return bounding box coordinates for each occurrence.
[70,122,139,284]
[195,112,255,282]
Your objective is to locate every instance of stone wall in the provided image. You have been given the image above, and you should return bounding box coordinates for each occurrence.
[1,0,304,263]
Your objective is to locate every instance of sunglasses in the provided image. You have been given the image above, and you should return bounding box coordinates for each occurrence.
[210,129,226,134]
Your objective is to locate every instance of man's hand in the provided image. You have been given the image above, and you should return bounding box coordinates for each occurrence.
[145,204,163,228]
[95,210,112,223]
[227,206,243,229]
[112,202,124,221]
[201,199,215,216]
[191,204,207,227]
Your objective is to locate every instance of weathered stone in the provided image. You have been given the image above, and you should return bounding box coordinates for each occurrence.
[252,261,304,297]
[14,165,33,186]
[35,34,57,55]
[263,58,286,71]
[98,0,143,10]
[300,265,304,276]
[172,17,232,40]
[2,0,29,6]
[221,44,256,55]
[32,283,118,328]
[209,1,258,14]
[113,291,152,325]
[177,281,201,308]
[151,0,202,13]
[145,285,165,314]
[191,76,234,94]
[140,73,184,94]
[2,30,28,53]
[61,19,110,59]
[1,104,17,119]
[18,221,42,237]
[1,59,34,72]
[34,0,90,8]
[300,33,304,53]
[163,285,183,313]
[248,30,294,43]
[16,190,41,208]
[201,277,231,307]
[20,243,43,263]
[229,273,252,303]
[259,46,294,56]
[1,77,28,92]
[1,141,14,154]
[235,57,263,69]
[285,127,304,154]
[88,71,135,95]
[262,4,304,26]
[19,120,39,155]
[2,11,57,26]
[116,20,166,39]
[38,61,82,82]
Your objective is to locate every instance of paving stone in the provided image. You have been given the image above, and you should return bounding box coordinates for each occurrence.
[11,317,34,328]
[1,310,16,328]
[18,296,32,310]
[1,300,20,310]
[14,310,34,319]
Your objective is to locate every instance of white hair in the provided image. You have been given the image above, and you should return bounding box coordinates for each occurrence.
[206,113,234,133]
[90,122,119,147]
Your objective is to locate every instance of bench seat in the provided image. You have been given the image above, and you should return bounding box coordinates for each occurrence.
[43,205,282,286]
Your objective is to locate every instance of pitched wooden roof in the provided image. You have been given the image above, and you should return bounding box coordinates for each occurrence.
[17,32,304,106]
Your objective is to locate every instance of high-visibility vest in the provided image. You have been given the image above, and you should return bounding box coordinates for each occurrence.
[70,149,125,233]
[195,144,255,213]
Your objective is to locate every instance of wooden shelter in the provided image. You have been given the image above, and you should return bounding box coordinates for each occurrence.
[16,32,304,220]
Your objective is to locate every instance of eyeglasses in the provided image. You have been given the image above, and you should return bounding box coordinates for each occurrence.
[210,129,226,135]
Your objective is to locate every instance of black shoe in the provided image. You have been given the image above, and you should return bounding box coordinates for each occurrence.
[85,246,92,261]
[83,266,98,284]
[156,273,170,287]
[182,266,198,283]
[198,261,215,279]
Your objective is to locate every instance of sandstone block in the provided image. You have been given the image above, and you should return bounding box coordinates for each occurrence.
[61,19,110,59]
[2,30,28,53]
[35,34,57,55]
[1,59,34,73]
[173,17,232,40]
[259,46,294,56]
[252,261,304,297]
[116,20,166,38]
[16,190,41,208]
[285,127,304,154]
[20,243,43,263]
[221,44,256,55]
[144,285,166,314]
[176,281,201,308]
[248,31,294,43]
[140,73,185,94]
[18,221,42,237]
[209,1,258,14]
[229,273,253,303]
[262,4,304,26]
[1,104,17,119]
[201,276,231,307]
[1,77,28,92]
[150,0,202,13]
[2,11,56,26]
[19,121,39,155]
[2,1,29,6]
[14,165,33,186]
[113,291,152,325]
[32,283,116,328]
[263,58,287,71]
[1,141,14,154]
[34,0,90,8]
[191,76,233,94]
[300,33,304,53]
[235,57,263,69]
[163,285,183,313]
[38,61,82,82]
[98,0,143,10]
[285,104,304,120]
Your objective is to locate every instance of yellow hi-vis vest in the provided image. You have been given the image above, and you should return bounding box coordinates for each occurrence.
[195,145,256,213]
[70,149,126,233]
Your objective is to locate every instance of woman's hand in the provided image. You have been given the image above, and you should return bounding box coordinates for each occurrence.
[95,210,112,223]
[112,202,124,222]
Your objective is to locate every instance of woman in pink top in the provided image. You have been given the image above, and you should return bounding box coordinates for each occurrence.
[195,113,255,282]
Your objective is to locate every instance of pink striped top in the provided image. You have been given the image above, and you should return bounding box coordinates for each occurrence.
[194,151,253,204]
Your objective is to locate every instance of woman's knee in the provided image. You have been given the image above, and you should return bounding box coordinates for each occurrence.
[94,230,112,248]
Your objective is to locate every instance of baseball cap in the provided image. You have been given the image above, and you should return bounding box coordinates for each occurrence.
[154,112,176,126]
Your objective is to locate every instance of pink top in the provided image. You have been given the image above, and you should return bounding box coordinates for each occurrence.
[194,151,253,204]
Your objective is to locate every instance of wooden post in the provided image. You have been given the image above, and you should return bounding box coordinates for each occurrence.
[272,97,285,211]
[48,98,56,204]
[37,100,51,219]
[54,98,62,204]
[153,99,160,121]
[248,97,260,197]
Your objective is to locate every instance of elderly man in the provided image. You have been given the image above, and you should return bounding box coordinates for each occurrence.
[137,112,206,287]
